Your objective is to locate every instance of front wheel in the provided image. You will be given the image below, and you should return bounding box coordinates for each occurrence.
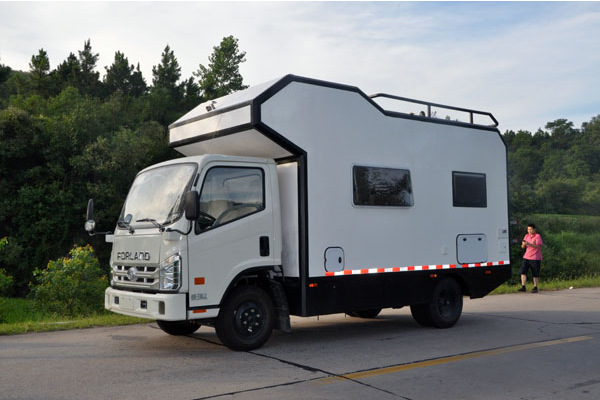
[156,320,201,335]
[215,285,274,351]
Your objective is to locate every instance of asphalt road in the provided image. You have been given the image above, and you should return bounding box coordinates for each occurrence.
[1,288,599,400]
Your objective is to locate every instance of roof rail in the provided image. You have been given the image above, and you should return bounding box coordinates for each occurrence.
[370,93,498,128]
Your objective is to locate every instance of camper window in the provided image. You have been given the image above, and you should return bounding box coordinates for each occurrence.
[452,171,487,208]
[353,166,414,207]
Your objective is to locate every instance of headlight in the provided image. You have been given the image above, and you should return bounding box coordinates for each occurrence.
[160,254,182,291]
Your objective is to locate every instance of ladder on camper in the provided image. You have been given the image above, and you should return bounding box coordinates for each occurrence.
[370,93,499,128]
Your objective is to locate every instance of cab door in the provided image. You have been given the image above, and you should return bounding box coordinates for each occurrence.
[187,163,276,311]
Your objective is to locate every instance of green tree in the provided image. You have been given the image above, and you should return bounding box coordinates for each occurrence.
[580,115,600,174]
[104,51,135,96]
[148,45,185,124]
[0,107,47,292]
[29,48,51,96]
[545,119,580,150]
[183,76,201,110]
[130,63,147,97]
[152,44,183,101]
[103,54,147,97]
[509,146,542,185]
[0,59,12,107]
[536,177,583,214]
[51,52,81,94]
[0,59,11,84]
[195,35,248,100]
[78,39,102,96]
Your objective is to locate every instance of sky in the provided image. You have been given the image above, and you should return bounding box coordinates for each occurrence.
[1,1,599,134]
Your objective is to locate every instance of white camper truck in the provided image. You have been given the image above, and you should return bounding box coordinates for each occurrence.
[86,75,511,351]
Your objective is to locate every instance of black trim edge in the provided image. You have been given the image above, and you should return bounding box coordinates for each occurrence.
[169,122,255,149]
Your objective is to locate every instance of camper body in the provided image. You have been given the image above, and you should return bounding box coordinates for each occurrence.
[92,75,511,350]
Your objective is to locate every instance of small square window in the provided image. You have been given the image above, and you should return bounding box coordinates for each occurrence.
[453,171,487,208]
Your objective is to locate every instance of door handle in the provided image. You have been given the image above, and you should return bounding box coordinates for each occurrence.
[260,236,270,257]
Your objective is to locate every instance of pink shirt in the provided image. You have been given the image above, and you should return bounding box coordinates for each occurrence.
[523,233,543,260]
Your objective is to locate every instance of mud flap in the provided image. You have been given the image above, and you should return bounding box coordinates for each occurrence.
[268,278,291,332]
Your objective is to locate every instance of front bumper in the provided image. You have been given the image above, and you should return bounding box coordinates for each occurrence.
[105,287,187,321]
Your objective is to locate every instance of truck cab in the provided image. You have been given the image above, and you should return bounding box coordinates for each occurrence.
[97,154,283,350]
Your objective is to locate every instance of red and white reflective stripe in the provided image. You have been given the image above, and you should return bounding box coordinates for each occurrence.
[325,260,509,277]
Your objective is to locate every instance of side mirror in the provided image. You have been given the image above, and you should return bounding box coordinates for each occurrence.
[86,199,94,221]
[184,191,199,221]
[85,199,96,235]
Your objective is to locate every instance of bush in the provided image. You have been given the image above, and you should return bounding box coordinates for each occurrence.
[1,237,13,297]
[0,268,13,297]
[30,245,107,318]
[542,231,600,280]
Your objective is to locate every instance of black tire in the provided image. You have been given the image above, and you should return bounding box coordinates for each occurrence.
[156,320,201,335]
[410,303,434,327]
[411,277,463,328]
[215,285,274,351]
[430,277,463,328]
[347,308,382,318]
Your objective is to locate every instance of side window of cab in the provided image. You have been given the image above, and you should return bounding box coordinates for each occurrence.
[195,167,265,233]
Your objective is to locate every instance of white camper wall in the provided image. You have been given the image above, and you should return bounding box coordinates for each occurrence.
[261,82,509,278]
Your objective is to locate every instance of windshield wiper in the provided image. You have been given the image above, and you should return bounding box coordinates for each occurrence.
[136,218,165,231]
[118,214,135,234]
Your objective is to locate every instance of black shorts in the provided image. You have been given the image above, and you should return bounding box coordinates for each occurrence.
[519,259,541,278]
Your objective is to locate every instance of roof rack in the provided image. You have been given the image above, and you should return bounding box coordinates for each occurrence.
[370,93,498,128]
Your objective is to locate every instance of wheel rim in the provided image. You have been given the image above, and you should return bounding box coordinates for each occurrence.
[437,288,458,318]
[234,301,264,338]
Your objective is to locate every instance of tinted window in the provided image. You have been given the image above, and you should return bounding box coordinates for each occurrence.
[453,171,487,207]
[353,166,414,207]
[196,167,265,232]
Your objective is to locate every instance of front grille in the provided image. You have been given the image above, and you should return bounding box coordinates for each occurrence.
[112,265,160,291]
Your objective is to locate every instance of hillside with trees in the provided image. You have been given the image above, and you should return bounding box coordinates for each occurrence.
[0,37,248,295]
[505,119,600,216]
[0,37,599,296]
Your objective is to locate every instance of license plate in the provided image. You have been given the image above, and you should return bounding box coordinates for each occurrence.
[119,296,134,310]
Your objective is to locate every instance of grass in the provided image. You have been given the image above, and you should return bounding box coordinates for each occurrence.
[0,298,147,335]
[491,275,600,295]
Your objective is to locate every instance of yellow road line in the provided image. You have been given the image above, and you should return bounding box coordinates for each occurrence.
[318,335,593,384]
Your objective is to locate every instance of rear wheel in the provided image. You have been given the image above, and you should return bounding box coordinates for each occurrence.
[410,303,433,327]
[156,320,201,335]
[429,277,463,328]
[215,285,274,351]
[347,308,382,319]
[410,277,463,328]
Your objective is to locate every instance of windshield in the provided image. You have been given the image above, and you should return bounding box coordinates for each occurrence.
[120,163,197,228]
